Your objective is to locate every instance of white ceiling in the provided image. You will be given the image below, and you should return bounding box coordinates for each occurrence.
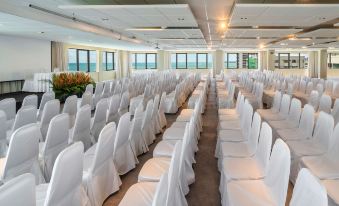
[0,0,338,50]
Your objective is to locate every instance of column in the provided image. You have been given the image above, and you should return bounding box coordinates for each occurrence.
[214,50,224,76]
[157,50,165,70]
[318,49,328,79]
[267,50,275,71]
[308,51,318,78]
[259,50,267,71]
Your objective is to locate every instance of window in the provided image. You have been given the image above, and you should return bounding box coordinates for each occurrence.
[131,53,157,69]
[197,53,208,69]
[242,53,258,69]
[67,49,97,72]
[171,53,212,69]
[275,53,308,69]
[102,52,115,71]
[328,53,339,69]
[225,53,239,69]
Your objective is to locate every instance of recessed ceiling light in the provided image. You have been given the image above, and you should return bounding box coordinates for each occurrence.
[37,31,45,34]
[259,44,265,49]
[312,42,315,45]
[101,18,109,21]
[302,46,307,49]
[177,17,185,21]
[329,47,335,49]
[256,37,260,39]
[240,17,248,20]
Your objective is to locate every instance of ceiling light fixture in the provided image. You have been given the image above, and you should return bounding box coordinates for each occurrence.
[253,26,259,29]
[302,46,307,49]
[177,17,185,21]
[220,22,227,29]
[329,47,335,49]
[101,18,109,21]
[259,44,265,49]
[37,31,45,34]
[280,43,288,46]
[256,37,260,39]
[125,28,165,31]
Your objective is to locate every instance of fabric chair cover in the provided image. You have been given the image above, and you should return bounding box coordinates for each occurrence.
[268,98,301,130]
[40,114,69,182]
[90,98,108,142]
[83,122,121,206]
[85,84,93,95]
[7,105,37,142]
[101,81,111,99]
[158,92,167,129]
[0,173,35,206]
[308,90,319,111]
[36,142,90,206]
[152,94,162,134]
[118,91,130,116]
[332,98,339,125]
[142,100,156,145]
[69,105,93,151]
[0,98,16,130]
[0,111,7,157]
[129,103,148,156]
[114,112,138,175]
[92,82,104,110]
[79,91,93,109]
[226,139,291,206]
[318,94,332,113]
[39,100,60,141]
[263,94,290,121]
[325,80,333,95]
[333,83,339,98]
[62,95,78,128]
[289,168,328,206]
[38,92,55,121]
[22,94,38,108]
[107,95,120,124]
[2,124,45,184]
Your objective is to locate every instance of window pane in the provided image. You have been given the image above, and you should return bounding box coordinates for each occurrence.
[227,53,238,69]
[171,54,176,69]
[107,52,114,70]
[131,54,136,69]
[300,53,308,69]
[208,53,213,69]
[136,54,146,69]
[187,54,196,69]
[102,52,107,69]
[290,53,299,68]
[279,53,289,69]
[331,53,339,69]
[147,53,156,69]
[89,51,96,72]
[177,54,187,69]
[248,53,258,69]
[78,50,88,72]
[197,53,207,69]
[68,49,77,71]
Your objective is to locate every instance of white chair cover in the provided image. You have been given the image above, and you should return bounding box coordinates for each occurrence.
[0,98,16,130]
[308,90,320,111]
[36,142,90,206]
[39,100,60,141]
[40,114,69,182]
[62,95,78,128]
[69,105,94,151]
[22,94,38,108]
[2,124,45,184]
[118,91,130,116]
[90,98,108,142]
[92,82,104,110]
[79,91,93,109]
[129,103,148,156]
[107,95,120,124]
[85,84,93,95]
[38,92,55,121]
[318,94,332,113]
[142,100,156,145]
[290,168,328,206]
[226,139,291,206]
[0,111,7,157]
[114,112,138,175]
[0,173,35,206]
[268,98,301,130]
[83,122,121,206]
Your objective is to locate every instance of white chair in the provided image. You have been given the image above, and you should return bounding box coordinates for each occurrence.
[0,98,16,130]
[0,111,7,157]
[257,91,282,118]
[78,91,93,110]
[332,83,339,98]
[277,104,315,141]
[39,113,70,182]
[226,139,291,206]
[129,103,148,156]
[0,173,36,206]
[107,95,120,124]
[268,98,302,130]
[263,94,291,121]
[218,112,261,168]
[325,80,333,96]
[69,105,94,151]
[218,92,244,119]
[83,122,121,206]
[90,98,108,142]
[85,84,93,94]
[151,94,162,134]
[6,106,37,143]
[35,142,90,206]
[113,112,138,175]
[287,112,334,182]
[301,122,339,179]
[118,91,130,117]
[142,100,156,146]
[308,90,320,111]
[290,168,328,206]
[62,95,78,128]
[22,94,38,108]
[37,92,55,121]
[92,82,104,110]
[158,92,167,129]
[220,122,273,206]
[38,100,60,141]
[101,81,111,99]
[318,94,332,113]
[332,98,339,125]
[2,124,45,184]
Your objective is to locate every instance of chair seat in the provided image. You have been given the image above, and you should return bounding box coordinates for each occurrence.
[153,140,178,158]
[36,183,49,206]
[322,180,339,205]
[222,158,265,181]
[276,129,308,141]
[302,156,339,179]
[118,182,158,206]
[219,120,241,130]
[176,110,193,121]
[6,119,14,131]
[220,142,254,158]
[256,109,276,118]
[162,127,185,140]
[170,122,187,128]
[218,109,237,116]
[218,114,240,121]
[227,180,277,206]
[287,140,327,157]
[218,130,246,142]
[138,157,170,182]
[268,120,297,130]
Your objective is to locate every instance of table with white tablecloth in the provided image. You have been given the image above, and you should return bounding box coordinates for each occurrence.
[22,72,53,93]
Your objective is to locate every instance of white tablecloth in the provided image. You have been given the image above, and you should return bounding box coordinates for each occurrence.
[22,73,53,93]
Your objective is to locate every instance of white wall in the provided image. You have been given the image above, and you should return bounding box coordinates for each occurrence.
[0,35,51,81]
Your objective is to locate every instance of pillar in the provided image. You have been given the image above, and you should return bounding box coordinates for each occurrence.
[267,50,275,71]
[318,49,328,79]
[214,49,224,76]
[259,50,267,71]
[308,51,318,78]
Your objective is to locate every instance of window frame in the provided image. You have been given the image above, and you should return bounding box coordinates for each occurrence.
[103,51,115,71]
[132,53,157,69]
[68,48,96,72]
[226,53,239,69]
[176,53,187,69]
[242,53,258,69]
[197,53,208,69]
